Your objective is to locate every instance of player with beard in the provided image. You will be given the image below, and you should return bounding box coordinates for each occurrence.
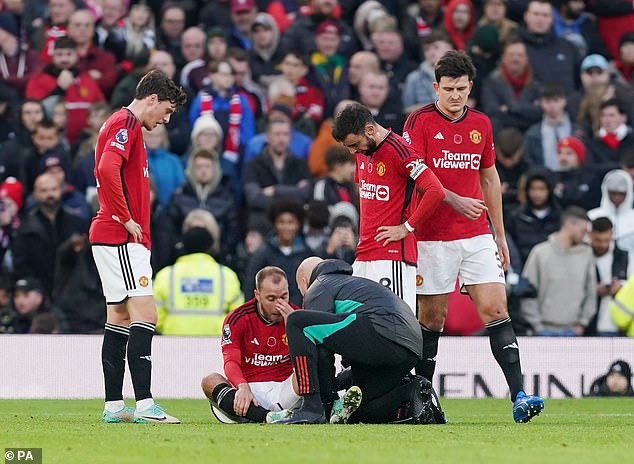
[331,103,444,312]
[403,50,544,422]
[91,69,187,424]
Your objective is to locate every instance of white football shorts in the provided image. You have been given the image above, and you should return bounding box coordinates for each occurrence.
[249,375,301,411]
[92,242,154,304]
[352,259,417,314]
[416,234,505,295]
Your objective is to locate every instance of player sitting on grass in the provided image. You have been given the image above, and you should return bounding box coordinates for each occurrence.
[201,266,362,424]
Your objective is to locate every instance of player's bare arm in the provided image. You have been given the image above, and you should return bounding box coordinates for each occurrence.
[479,165,509,270]
[443,189,488,220]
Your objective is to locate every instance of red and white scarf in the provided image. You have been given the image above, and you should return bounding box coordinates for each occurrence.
[200,91,242,163]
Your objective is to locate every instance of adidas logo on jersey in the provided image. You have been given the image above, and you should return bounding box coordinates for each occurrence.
[251,338,259,345]
[434,132,444,140]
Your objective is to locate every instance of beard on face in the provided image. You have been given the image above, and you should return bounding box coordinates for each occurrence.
[360,136,378,156]
[41,196,61,212]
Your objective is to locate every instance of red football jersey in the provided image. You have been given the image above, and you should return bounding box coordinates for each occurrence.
[89,108,151,249]
[404,103,495,241]
[221,298,294,384]
[354,131,438,264]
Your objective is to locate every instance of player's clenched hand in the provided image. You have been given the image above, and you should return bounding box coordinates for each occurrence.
[448,195,487,220]
[375,224,409,246]
[494,234,510,271]
[235,383,257,416]
[117,217,143,242]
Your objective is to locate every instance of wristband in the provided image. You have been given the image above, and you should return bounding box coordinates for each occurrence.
[404,221,415,232]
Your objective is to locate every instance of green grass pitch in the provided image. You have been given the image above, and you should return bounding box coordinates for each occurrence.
[0,398,628,464]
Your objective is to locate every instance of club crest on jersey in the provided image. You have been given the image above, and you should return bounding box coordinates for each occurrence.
[377,161,386,176]
[406,159,428,180]
[115,128,128,144]
[402,131,411,144]
[469,130,482,144]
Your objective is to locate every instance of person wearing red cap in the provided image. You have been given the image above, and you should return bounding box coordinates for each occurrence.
[228,0,258,50]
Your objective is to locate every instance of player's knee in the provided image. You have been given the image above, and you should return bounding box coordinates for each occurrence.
[201,372,224,396]
[479,303,508,321]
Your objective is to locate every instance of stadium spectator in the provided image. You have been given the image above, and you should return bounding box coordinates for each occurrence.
[477,0,519,44]
[154,224,243,336]
[243,118,312,221]
[317,202,358,264]
[0,11,42,99]
[25,37,105,146]
[143,125,184,209]
[0,99,44,184]
[280,0,359,58]
[443,0,476,51]
[279,50,325,128]
[303,200,332,253]
[523,82,583,171]
[66,9,119,98]
[74,102,112,164]
[332,102,444,313]
[307,98,356,177]
[357,71,405,135]
[244,104,313,165]
[587,360,634,396]
[52,233,105,334]
[401,0,445,56]
[371,26,417,102]
[588,0,634,60]
[32,0,77,62]
[21,119,72,196]
[481,35,541,134]
[494,127,532,220]
[519,0,581,97]
[149,178,175,274]
[248,12,284,89]
[183,113,223,167]
[552,0,609,57]
[188,59,256,195]
[109,3,156,70]
[200,266,302,423]
[243,198,313,306]
[614,32,634,85]
[467,24,502,108]
[521,206,596,336]
[553,136,601,211]
[0,177,23,268]
[0,85,17,145]
[311,20,350,119]
[506,168,562,268]
[404,51,543,423]
[585,99,634,179]
[179,26,208,91]
[576,54,634,135]
[312,146,358,208]
[352,1,389,55]
[12,172,87,297]
[95,0,128,50]
[228,47,266,120]
[5,276,47,334]
[347,50,381,102]
[588,169,634,253]
[226,0,258,51]
[403,30,454,114]
[155,4,187,70]
[587,217,631,336]
[168,149,240,267]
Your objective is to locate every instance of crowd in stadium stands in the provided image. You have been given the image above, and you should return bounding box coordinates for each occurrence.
[0,0,633,336]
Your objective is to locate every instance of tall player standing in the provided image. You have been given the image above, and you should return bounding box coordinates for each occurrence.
[91,70,187,424]
[403,51,544,422]
[332,103,445,313]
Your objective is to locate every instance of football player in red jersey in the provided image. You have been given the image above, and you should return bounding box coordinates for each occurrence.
[201,266,302,423]
[91,69,187,424]
[403,51,543,423]
[331,103,445,313]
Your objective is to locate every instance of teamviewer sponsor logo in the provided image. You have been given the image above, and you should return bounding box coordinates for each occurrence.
[360,180,390,201]
[433,150,481,170]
